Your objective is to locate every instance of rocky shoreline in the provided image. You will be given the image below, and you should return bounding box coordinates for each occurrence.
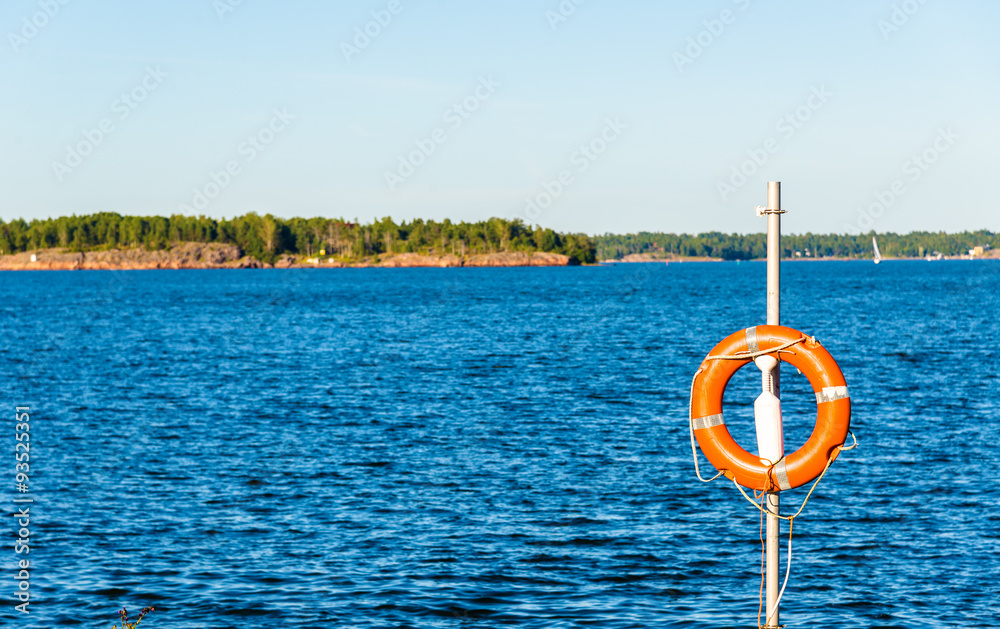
[0,243,578,271]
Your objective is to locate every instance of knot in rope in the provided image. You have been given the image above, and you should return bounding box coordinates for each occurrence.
[704,335,809,362]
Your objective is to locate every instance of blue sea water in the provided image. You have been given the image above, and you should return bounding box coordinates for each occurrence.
[1,260,999,629]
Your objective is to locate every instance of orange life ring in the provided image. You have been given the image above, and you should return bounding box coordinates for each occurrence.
[690,325,851,491]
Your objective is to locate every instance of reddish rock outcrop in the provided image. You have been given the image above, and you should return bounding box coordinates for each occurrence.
[464,252,574,267]
[273,255,297,269]
[0,245,579,270]
[377,253,464,268]
[0,243,248,270]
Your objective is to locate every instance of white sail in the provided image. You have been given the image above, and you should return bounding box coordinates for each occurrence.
[873,236,882,264]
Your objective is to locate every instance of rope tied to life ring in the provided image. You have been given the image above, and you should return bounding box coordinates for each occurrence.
[746,432,858,629]
[685,326,857,629]
[703,335,811,362]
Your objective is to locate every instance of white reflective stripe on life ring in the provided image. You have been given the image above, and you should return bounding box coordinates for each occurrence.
[691,413,725,431]
[815,386,849,404]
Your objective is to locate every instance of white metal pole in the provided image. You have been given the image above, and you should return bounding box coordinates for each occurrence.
[765,181,781,628]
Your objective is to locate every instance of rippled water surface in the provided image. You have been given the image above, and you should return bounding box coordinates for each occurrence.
[2,261,999,628]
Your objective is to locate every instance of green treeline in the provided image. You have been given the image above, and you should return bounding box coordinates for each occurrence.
[0,213,597,264]
[595,230,999,260]
[1,213,994,263]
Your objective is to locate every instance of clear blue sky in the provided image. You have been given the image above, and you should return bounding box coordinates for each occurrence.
[2,0,997,235]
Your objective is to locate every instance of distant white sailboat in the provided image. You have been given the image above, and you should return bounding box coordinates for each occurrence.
[873,236,882,265]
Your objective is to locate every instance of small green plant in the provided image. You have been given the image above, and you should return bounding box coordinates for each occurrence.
[112,606,154,629]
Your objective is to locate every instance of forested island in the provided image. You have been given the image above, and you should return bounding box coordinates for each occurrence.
[0,213,995,270]
[0,213,596,268]
[597,230,998,260]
